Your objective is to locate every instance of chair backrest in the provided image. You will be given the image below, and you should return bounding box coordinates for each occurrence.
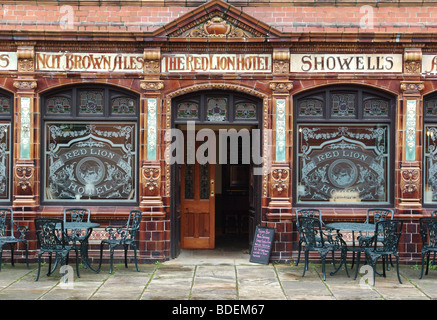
[419,217,437,248]
[34,218,66,250]
[366,208,394,224]
[373,220,403,253]
[0,208,12,237]
[63,208,90,223]
[296,208,323,228]
[431,210,437,218]
[124,210,143,240]
[298,216,324,248]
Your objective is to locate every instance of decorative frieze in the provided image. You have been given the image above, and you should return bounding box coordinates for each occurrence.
[13,80,37,91]
[140,80,164,91]
[270,81,293,94]
[400,81,424,94]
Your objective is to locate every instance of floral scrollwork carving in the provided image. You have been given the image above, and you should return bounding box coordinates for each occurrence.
[271,168,289,195]
[143,167,161,195]
[15,166,34,192]
[401,169,419,193]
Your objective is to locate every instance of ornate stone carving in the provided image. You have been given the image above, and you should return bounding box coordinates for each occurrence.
[400,81,424,94]
[143,167,161,196]
[15,166,34,193]
[404,48,422,74]
[181,16,254,38]
[144,48,161,74]
[270,81,293,93]
[13,80,37,90]
[271,168,289,195]
[273,49,290,74]
[140,80,164,91]
[17,46,35,72]
[401,168,419,193]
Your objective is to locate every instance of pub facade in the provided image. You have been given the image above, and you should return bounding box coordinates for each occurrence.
[1,0,436,264]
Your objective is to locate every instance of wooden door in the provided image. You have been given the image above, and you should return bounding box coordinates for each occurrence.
[180,160,215,249]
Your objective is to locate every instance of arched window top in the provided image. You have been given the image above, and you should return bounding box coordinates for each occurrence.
[173,91,261,124]
[294,85,395,122]
[424,91,437,118]
[0,90,13,119]
[42,85,139,119]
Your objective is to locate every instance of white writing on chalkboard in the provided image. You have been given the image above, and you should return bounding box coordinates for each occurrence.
[250,226,275,264]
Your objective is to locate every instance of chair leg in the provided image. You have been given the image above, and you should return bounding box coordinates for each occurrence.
[0,247,3,271]
[302,250,309,277]
[353,252,361,280]
[47,253,52,276]
[420,251,427,279]
[75,249,80,278]
[426,252,431,276]
[321,254,326,281]
[24,242,29,269]
[396,254,402,284]
[109,247,114,274]
[10,243,15,267]
[296,240,302,266]
[133,244,140,272]
[124,244,128,268]
[35,253,43,281]
[97,242,105,273]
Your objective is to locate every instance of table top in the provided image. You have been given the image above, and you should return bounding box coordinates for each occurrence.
[64,222,100,229]
[326,222,375,232]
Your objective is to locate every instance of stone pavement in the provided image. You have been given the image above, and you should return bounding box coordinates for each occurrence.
[0,248,437,301]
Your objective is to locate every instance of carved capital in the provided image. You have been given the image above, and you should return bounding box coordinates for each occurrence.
[404,48,422,74]
[141,80,164,91]
[270,81,293,93]
[400,81,424,94]
[13,80,37,91]
[144,48,161,74]
[15,166,34,194]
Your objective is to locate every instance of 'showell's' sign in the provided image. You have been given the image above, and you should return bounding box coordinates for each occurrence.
[0,52,17,71]
[161,54,272,73]
[290,54,403,73]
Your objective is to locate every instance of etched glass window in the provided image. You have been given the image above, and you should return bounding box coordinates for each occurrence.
[297,98,323,117]
[296,124,390,204]
[363,99,389,117]
[425,125,437,203]
[46,97,71,115]
[177,102,199,119]
[44,122,137,202]
[0,123,11,201]
[111,97,136,115]
[0,96,10,114]
[425,99,437,116]
[79,90,104,115]
[206,97,227,122]
[235,102,257,119]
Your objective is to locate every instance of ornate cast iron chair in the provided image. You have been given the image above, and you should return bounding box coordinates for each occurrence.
[98,210,143,274]
[298,216,349,281]
[352,208,395,279]
[364,220,403,286]
[419,217,437,279]
[295,208,324,267]
[34,218,80,281]
[0,208,29,271]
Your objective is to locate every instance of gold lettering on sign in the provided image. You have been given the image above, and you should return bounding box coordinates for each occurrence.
[36,52,145,72]
[161,54,271,73]
[291,54,403,73]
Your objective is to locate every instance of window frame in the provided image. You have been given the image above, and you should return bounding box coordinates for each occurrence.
[41,85,140,205]
[0,90,13,204]
[293,85,396,207]
[423,91,437,206]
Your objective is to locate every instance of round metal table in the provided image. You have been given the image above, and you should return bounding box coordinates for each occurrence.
[64,222,100,272]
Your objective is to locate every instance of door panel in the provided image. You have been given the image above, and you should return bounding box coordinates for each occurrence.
[181,159,215,249]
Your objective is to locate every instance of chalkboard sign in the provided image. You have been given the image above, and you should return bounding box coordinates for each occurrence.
[249,225,275,264]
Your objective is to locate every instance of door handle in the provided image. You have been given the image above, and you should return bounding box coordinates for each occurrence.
[210,179,214,197]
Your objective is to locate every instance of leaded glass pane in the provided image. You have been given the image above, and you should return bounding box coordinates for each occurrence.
[79,90,104,115]
[199,164,209,199]
[46,96,71,115]
[0,123,10,200]
[331,93,356,117]
[207,97,227,121]
[298,99,323,117]
[425,99,437,116]
[235,102,256,119]
[424,125,437,203]
[364,99,389,117]
[184,164,194,199]
[0,96,10,114]
[111,97,136,115]
[296,124,389,204]
[177,102,199,119]
[45,122,136,202]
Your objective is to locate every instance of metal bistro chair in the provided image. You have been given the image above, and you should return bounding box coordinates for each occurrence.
[295,208,324,267]
[34,218,80,281]
[298,216,349,281]
[0,208,29,271]
[364,220,403,286]
[98,210,143,274]
[419,217,437,279]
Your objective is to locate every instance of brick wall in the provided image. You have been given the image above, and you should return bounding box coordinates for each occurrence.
[1,4,437,33]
